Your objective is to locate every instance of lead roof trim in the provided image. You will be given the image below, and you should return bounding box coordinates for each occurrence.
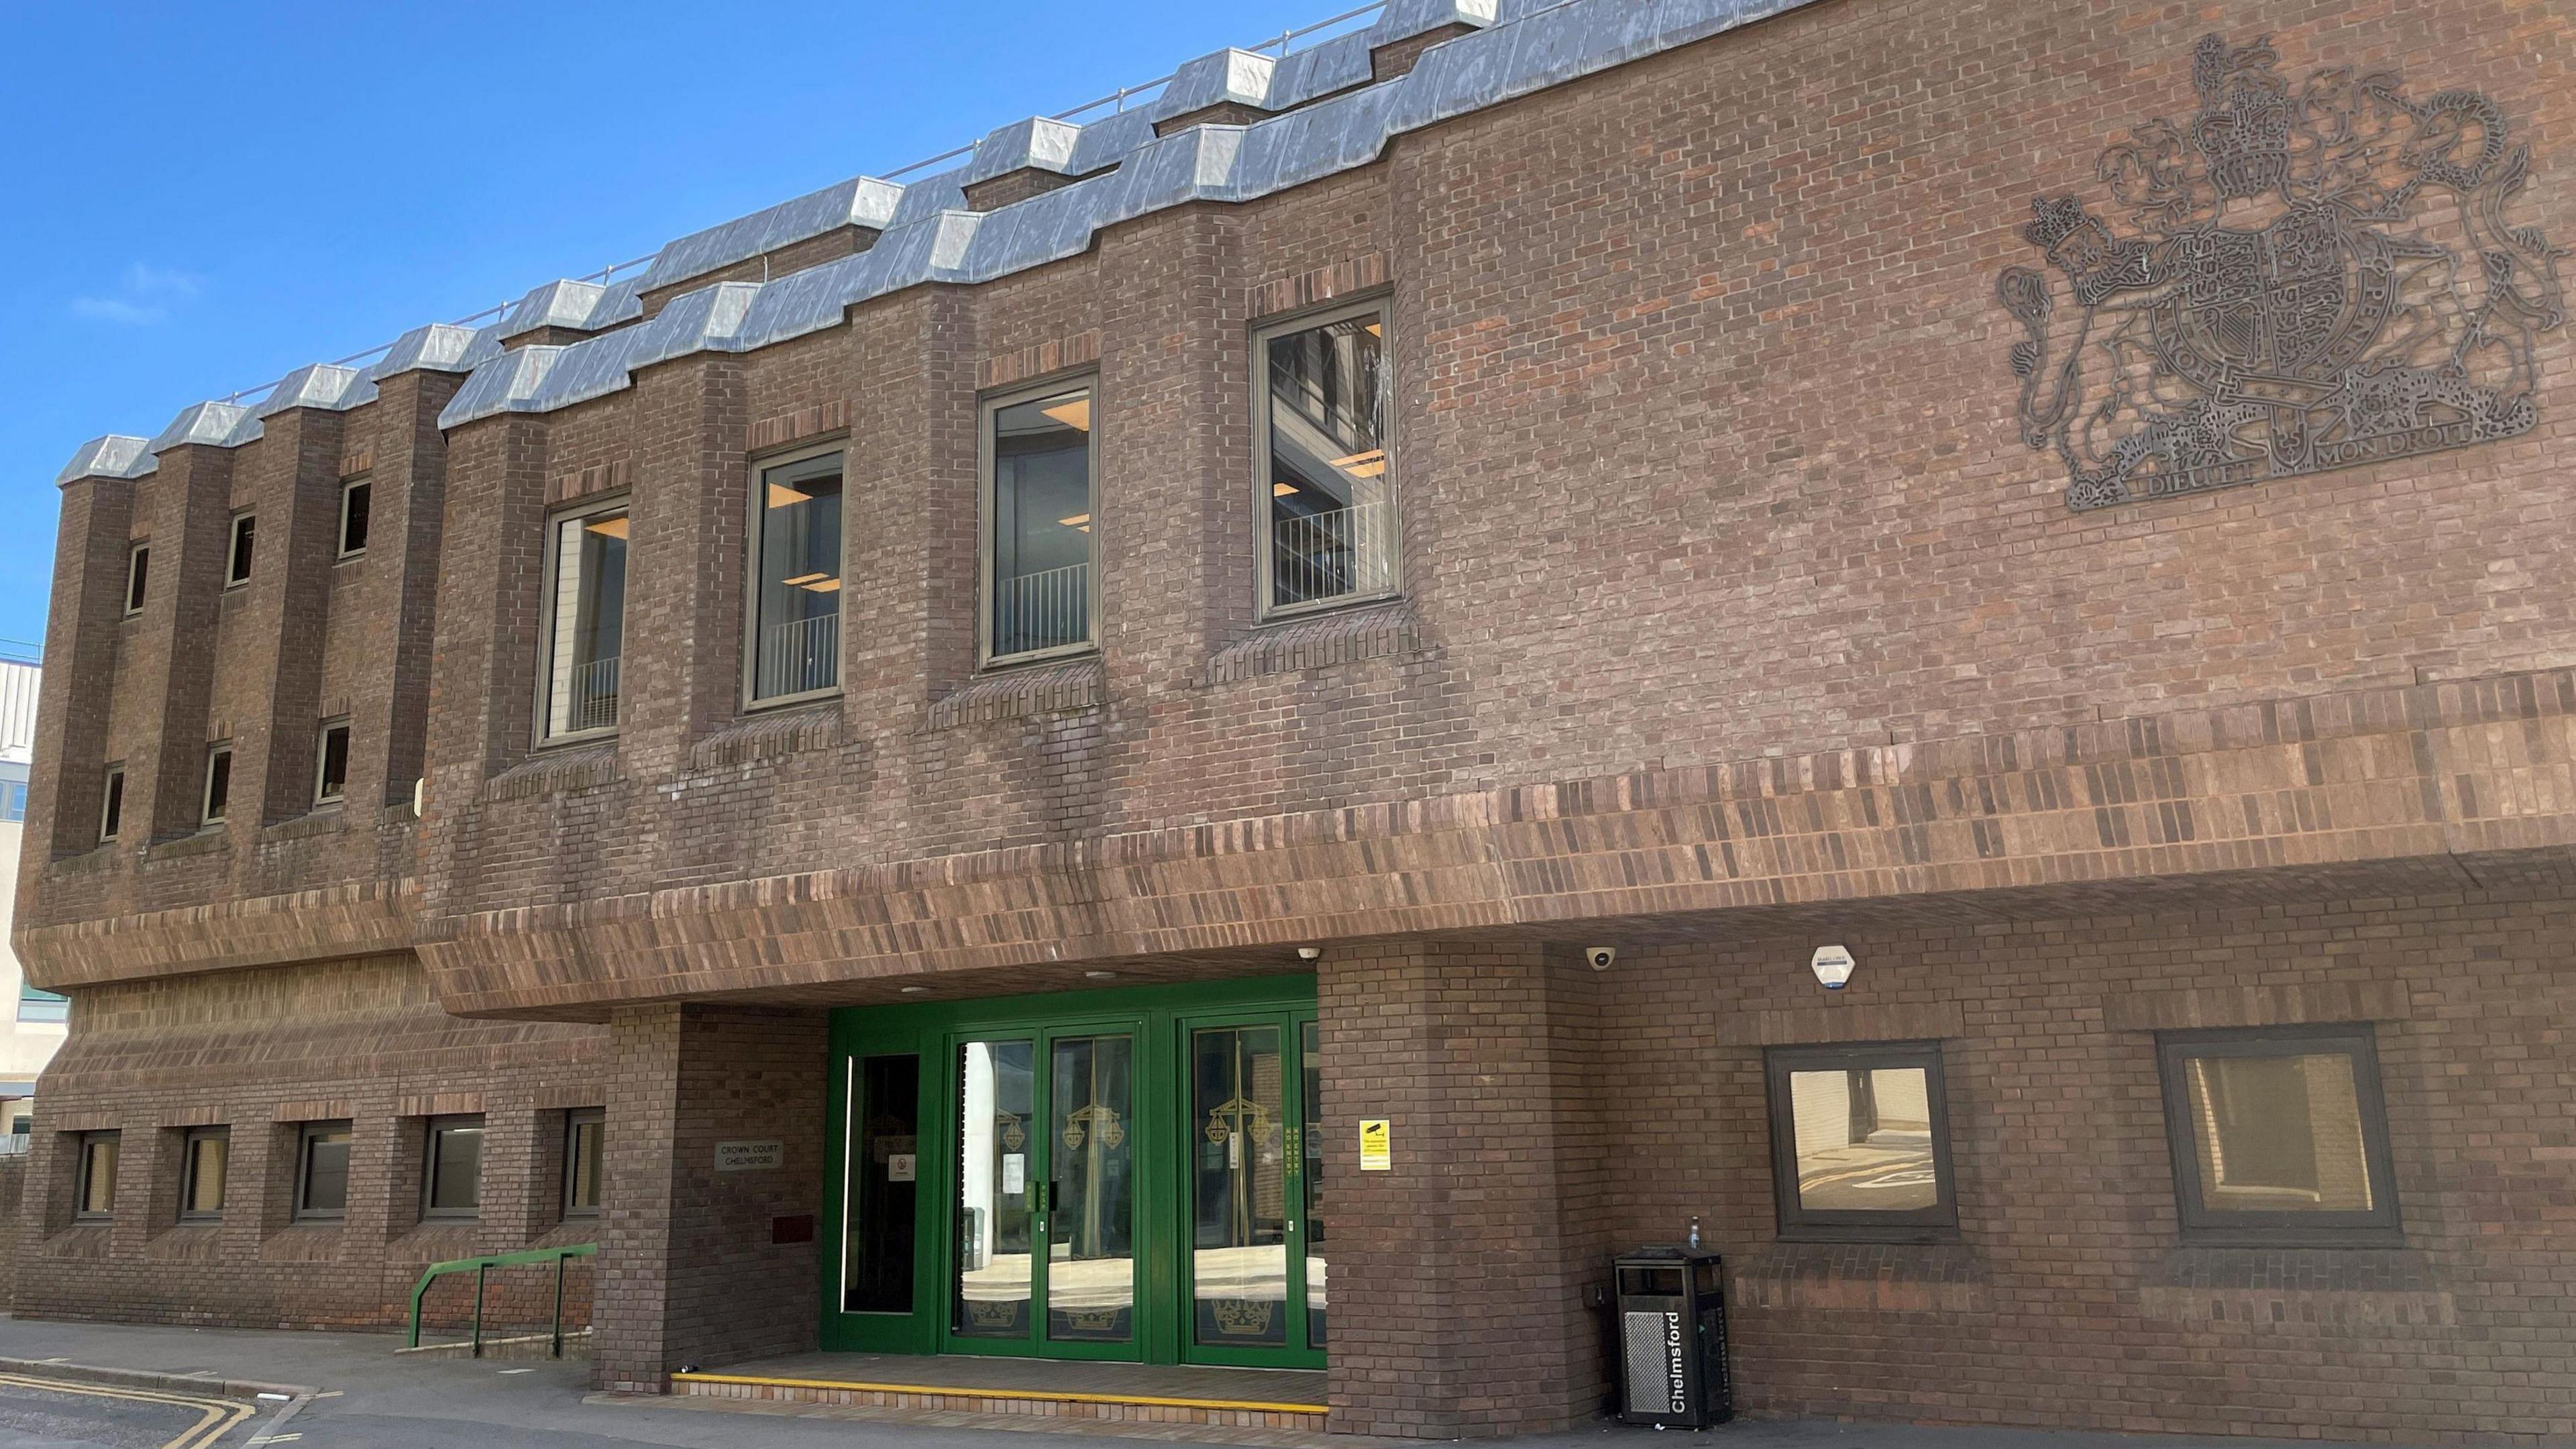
[62,0,1808,482]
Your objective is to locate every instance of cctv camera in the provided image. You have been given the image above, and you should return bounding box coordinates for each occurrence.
[1585,946,1616,971]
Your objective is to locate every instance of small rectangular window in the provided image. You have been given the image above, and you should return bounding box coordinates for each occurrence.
[1,763,28,824]
[17,984,67,1024]
[749,451,844,703]
[180,1126,229,1222]
[542,503,629,737]
[423,1114,486,1221]
[226,513,256,587]
[2158,1025,2402,1246]
[339,479,372,557]
[201,744,232,826]
[313,721,350,805]
[98,765,125,843]
[124,543,150,615]
[563,1108,604,1218]
[1764,1040,1957,1242]
[1259,303,1395,614]
[294,1120,352,1221]
[983,385,1095,662]
[75,1131,119,1221]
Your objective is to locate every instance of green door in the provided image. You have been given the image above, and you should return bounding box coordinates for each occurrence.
[825,977,1322,1370]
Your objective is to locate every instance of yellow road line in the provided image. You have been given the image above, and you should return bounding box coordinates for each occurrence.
[669,1370,1324,1415]
[0,1372,256,1449]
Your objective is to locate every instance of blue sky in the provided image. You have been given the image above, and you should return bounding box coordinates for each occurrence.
[0,0,1354,653]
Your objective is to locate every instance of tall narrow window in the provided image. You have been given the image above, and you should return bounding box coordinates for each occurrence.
[543,502,629,738]
[201,744,232,826]
[749,451,843,703]
[313,721,350,806]
[98,765,125,843]
[983,384,1095,661]
[423,1114,486,1222]
[76,1131,119,1221]
[1764,1040,1958,1242]
[180,1127,229,1223]
[124,543,150,616]
[0,763,26,824]
[295,1121,352,1222]
[2157,1025,2402,1246]
[562,1108,604,1219]
[338,479,372,557]
[225,513,256,587]
[1259,303,1395,613]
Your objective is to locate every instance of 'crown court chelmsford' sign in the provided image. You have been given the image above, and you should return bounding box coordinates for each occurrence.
[2000,34,2564,512]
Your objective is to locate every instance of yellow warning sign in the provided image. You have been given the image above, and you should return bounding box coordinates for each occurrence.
[1358,1118,1392,1171]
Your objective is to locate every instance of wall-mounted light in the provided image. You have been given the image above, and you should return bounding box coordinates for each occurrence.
[1811,945,1856,991]
[1297,946,1322,961]
[1083,970,1117,981]
[899,985,930,996]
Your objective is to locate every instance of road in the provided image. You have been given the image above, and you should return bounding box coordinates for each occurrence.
[0,1372,263,1448]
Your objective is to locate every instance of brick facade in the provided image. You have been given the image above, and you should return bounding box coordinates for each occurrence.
[15,0,2576,1440]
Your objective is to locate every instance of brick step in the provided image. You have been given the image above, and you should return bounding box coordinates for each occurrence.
[669,1370,1326,1432]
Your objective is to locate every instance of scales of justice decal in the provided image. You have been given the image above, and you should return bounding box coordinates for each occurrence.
[2000,34,2564,512]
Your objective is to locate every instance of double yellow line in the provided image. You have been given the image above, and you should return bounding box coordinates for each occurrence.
[0,1371,256,1448]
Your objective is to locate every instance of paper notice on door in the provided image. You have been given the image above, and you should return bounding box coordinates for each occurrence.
[1002,1153,1026,1195]
[888,1153,916,1183]
[1359,1119,1392,1171]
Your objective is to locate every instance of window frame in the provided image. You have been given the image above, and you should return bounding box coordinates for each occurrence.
[2155,1023,2404,1248]
[200,742,232,827]
[123,541,152,617]
[337,478,372,559]
[293,1120,353,1224]
[98,764,125,844]
[225,511,256,589]
[1762,1039,1960,1244]
[74,1130,119,1223]
[977,375,1101,669]
[312,719,350,807]
[561,1107,604,1220]
[535,493,632,745]
[421,1114,487,1223]
[739,443,849,711]
[1252,295,1402,622]
[178,1126,229,1224]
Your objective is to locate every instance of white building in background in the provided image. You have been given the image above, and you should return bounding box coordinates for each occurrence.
[0,653,58,1136]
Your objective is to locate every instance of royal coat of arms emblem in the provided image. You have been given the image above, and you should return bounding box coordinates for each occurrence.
[2000,35,2564,511]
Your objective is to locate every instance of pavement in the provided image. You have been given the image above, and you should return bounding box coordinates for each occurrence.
[0,1316,2400,1449]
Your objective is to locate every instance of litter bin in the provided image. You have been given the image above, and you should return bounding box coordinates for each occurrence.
[1612,1246,1730,1428]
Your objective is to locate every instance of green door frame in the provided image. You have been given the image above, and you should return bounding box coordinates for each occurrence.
[822,975,1322,1370]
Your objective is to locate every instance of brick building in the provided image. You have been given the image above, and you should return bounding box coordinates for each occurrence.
[16,0,2576,1440]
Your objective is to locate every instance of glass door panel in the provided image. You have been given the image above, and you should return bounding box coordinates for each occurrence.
[845,1054,920,1314]
[1301,1017,1326,1349]
[1046,1032,1136,1344]
[1190,1025,1290,1348]
[954,1038,1036,1340]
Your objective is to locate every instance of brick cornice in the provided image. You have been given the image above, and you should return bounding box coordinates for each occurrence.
[412,666,2576,1016]
[13,877,418,990]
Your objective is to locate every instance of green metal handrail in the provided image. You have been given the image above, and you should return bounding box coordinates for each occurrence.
[407,1243,598,1358]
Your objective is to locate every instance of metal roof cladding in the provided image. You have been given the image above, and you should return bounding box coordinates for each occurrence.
[58,0,1810,485]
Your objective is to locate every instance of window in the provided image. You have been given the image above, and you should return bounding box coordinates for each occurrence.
[1764,1041,1957,1242]
[75,1131,119,1222]
[1,761,28,823]
[313,721,350,806]
[123,543,150,616]
[748,451,843,703]
[201,744,232,826]
[541,501,629,737]
[982,384,1095,662]
[423,1115,486,1221]
[98,765,125,843]
[225,512,256,587]
[17,984,66,1024]
[2157,1025,2402,1246]
[180,1127,229,1223]
[294,1120,352,1222]
[563,1108,604,1218]
[339,479,372,557]
[1258,301,1395,613]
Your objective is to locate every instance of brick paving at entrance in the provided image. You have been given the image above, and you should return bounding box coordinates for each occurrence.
[668,1352,1329,1437]
[681,1352,1326,1405]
